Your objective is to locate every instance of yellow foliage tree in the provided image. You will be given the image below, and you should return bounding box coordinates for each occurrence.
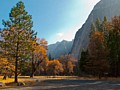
[30,38,48,77]
[86,31,109,79]
[67,61,74,75]
[39,57,49,75]
[47,60,63,76]
[58,55,75,75]
[0,58,15,79]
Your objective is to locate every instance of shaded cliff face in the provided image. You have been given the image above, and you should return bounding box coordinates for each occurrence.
[47,40,73,59]
[71,0,120,60]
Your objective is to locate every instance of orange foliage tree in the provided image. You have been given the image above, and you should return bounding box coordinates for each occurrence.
[83,17,110,79]
[30,38,48,77]
[0,58,15,79]
[87,31,109,78]
[58,55,76,75]
[38,57,49,75]
[47,59,63,76]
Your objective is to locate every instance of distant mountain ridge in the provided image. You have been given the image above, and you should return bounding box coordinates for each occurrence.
[71,0,120,60]
[47,40,73,59]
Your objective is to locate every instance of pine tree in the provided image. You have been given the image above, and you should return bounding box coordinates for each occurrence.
[90,23,96,36]
[78,49,88,75]
[107,16,120,77]
[101,16,109,40]
[0,1,36,83]
[95,18,102,32]
[49,54,52,60]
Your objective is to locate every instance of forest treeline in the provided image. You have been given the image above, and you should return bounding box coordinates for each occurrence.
[79,16,120,79]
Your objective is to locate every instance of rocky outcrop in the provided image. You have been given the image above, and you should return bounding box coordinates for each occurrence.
[47,40,73,59]
[71,0,120,60]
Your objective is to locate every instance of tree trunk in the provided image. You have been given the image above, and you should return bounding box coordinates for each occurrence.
[15,42,19,83]
[115,60,117,78]
[30,52,34,78]
[98,73,101,80]
[30,63,35,78]
[30,73,34,78]
[3,74,7,80]
[15,57,18,83]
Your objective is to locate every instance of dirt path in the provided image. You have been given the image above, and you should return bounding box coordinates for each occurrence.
[3,79,120,90]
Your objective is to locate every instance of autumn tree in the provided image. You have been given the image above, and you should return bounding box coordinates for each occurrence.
[30,38,48,77]
[47,59,63,76]
[38,57,49,75]
[0,58,15,80]
[87,31,109,78]
[58,55,76,75]
[83,18,109,79]
[0,1,36,82]
[67,61,74,75]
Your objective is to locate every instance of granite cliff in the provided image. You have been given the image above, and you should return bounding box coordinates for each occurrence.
[71,0,120,59]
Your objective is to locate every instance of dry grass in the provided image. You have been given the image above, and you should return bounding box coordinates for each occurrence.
[0,76,30,84]
[0,76,37,89]
[33,76,78,80]
[1,76,120,83]
[33,76,120,81]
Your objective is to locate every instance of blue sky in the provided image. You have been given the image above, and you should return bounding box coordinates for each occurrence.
[0,0,100,44]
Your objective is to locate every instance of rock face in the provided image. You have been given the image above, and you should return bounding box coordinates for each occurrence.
[71,0,120,60]
[48,40,73,59]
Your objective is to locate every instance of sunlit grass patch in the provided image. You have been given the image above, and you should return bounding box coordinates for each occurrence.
[0,76,33,84]
[0,76,37,89]
[0,77,14,83]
